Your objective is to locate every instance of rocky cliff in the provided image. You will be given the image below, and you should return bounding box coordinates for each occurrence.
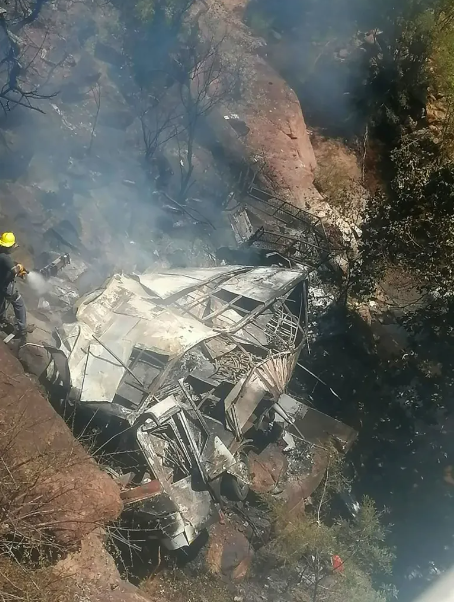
[197,0,355,239]
[0,342,123,545]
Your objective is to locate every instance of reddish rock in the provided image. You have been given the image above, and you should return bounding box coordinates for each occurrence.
[0,342,123,546]
[54,531,155,602]
[198,0,316,202]
[198,0,355,242]
[206,520,253,581]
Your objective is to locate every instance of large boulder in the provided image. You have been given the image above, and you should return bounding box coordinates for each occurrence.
[0,343,123,546]
[206,520,253,581]
[54,531,155,602]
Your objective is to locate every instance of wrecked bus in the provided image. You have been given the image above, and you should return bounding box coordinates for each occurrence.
[37,265,310,549]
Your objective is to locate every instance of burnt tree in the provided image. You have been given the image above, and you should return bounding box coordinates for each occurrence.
[174,29,242,200]
[0,8,55,115]
[139,90,182,161]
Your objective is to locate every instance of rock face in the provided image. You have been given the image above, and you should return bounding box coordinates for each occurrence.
[198,0,315,199]
[0,342,123,546]
[198,0,355,239]
[0,0,158,279]
[54,531,155,602]
[0,343,150,602]
[0,0,355,281]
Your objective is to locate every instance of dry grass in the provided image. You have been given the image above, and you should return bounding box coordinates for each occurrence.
[0,346,124,602]
[315,162,364,221]
[0,556,75,602]
[140,568,233,602]
[313,135,368,223]
[0,413,105,602]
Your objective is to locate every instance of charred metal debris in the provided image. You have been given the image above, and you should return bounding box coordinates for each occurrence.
[15,178,354,552]
[224,177,343,271]
[30,263,356,551]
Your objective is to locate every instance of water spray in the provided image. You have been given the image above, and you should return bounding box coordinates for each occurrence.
[26,271,49,295]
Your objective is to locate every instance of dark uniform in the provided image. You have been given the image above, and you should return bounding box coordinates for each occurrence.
[0,249,27,334]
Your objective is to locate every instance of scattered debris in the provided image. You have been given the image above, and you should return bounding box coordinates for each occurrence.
[38,252,71,279]
[282,432,296,452]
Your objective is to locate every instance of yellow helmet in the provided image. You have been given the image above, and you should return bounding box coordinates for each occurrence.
[0,232,16,247]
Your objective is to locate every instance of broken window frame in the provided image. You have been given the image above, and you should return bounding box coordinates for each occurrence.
[167,272,308,346]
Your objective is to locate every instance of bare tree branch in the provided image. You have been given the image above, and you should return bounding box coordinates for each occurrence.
[0,9,57,116]
[173,28,244,200]
[139,90,182,161]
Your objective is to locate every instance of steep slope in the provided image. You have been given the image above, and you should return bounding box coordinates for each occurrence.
[0,342,158,602]
[197,0,354,239]
[0,342,122,545]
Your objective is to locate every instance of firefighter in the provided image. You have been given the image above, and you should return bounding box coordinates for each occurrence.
[0,232,29,340]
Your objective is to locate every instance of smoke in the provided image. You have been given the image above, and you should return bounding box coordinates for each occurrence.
[0,0,234,308]
[244,0,390,138]
[26,271,50,296]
